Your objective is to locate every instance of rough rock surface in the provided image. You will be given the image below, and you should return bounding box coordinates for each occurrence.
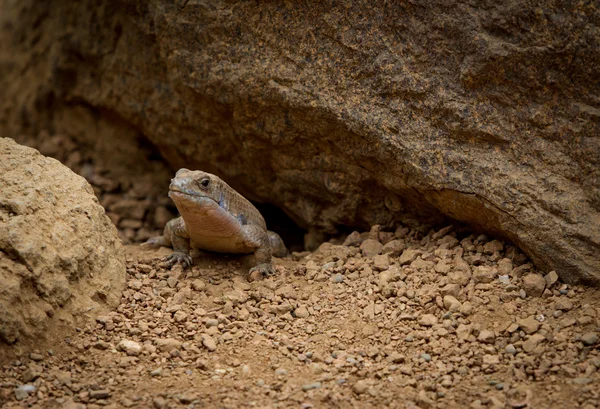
[0,1,599,284]
[0,138,126,347]
[1,225,599,408]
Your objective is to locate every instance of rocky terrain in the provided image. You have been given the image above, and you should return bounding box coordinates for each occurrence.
[1,224,598,408]
[1,0,599,283]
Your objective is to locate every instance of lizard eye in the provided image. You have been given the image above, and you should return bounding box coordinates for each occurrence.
[199,178,210,188]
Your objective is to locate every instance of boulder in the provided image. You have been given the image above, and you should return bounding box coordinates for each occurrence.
[0,0,598,284]
[0,138,126,346]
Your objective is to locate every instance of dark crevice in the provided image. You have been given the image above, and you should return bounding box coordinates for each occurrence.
[252,202,307,253]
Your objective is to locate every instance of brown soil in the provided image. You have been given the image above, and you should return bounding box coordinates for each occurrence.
[1,226,599,408]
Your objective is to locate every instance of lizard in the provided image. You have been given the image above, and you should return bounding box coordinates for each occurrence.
[144,168,288,277]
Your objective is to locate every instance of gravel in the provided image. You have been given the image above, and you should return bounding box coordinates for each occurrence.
[1,224,599,408]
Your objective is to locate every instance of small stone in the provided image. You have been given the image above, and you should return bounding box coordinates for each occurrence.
[572,377,593,385]
[440,283,460,298]
[89,389,110,399]
[14,384,36,401]
[179,393,197,404]
[443,295,461,312]
[399,249,421,265]
[522,274,546,297]
[483,354,499,365]
[497,258,513,275]
[473,266,496,284]
[387,352,405,363]
[128,279,143,290]
[332,273,344,283]
[343,231,362,247]
[419,314,438,327]
[201,335,217,351]
[118,339,143,356]
[372,254,390,271]
[154,338,182,352]
[191,279,206,291]
[150,368,163,377]
[382,239,405,256]
[29,353,44,362]
[302,382,321,391]
[545,271,559,287]
[581,332,599,346]
[352,380,369,394]
[153,397,167,409]
[555,298,573,311]
[517,317,541,334]
[483,240,503,254]
[522,334,545,352]
[448,270,471,286]
[420,353,431,362]
[360,239,383,257]
[294,306,310,318]
[478,330,495,344]
[22,365,42,383]
[174,310,188,322]
[505,344,517,355]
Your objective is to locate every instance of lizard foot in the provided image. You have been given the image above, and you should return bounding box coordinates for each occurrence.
[164,252,193,269]
[248,263,275,281]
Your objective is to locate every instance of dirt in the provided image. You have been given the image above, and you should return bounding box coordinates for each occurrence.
[1,224,598,408]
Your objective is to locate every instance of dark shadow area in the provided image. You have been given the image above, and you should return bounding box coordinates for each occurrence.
[253,202,307,253]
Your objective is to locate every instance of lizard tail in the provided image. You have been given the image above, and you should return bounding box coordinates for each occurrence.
[141,236,168,248]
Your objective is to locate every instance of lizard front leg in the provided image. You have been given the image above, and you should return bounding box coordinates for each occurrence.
[243,225,275,277]
[163,217,193,268]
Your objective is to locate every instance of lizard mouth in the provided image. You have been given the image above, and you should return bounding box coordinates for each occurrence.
[169,188,214,203]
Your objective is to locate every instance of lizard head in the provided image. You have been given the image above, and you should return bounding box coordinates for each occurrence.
[168,168,222,209]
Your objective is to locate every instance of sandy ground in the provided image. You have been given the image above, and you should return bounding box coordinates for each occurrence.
[1,225,599,408]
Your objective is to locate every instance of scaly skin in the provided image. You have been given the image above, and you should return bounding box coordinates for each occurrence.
[145,168,287,277]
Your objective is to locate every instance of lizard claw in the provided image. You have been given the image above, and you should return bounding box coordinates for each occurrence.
[165,252,193,269]
[249,263,276,278]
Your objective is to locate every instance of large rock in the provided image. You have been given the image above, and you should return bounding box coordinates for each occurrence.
[0,1,598,284]
[0,138,126,346]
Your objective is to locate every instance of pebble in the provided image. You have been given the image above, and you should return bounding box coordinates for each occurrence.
[201,335,217,351]
[302,382,321,391]
[473,266,496,284]
[294,306,310,318]
[522,274,546,297]
[581,332,599,346]
[478,330,495,344]
[419,314,438,327]
[332,273,344,283]
[517,317,541,334]
[352,380,369,394]
[372,254,390,270]
[545,270,559,287]
[420,353,431,362]
[523,334,545,352]
[505,344,517,355]
[89,389,110,399]
[154,338,182,352]
[554,298,573,311]
[118,339,143,356]
[443,295,461,312]
[29,353,44,362]
[14,384,36,400]
[360,239,383,257]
